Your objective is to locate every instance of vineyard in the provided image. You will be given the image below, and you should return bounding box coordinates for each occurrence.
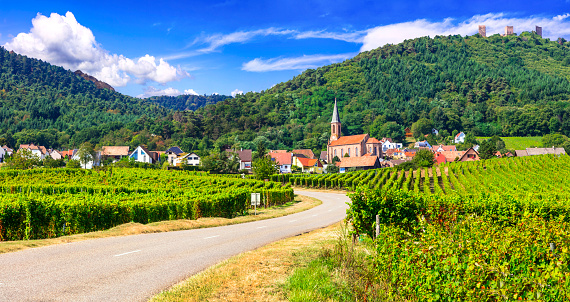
[278,154,570,300]
[0,168,293,241]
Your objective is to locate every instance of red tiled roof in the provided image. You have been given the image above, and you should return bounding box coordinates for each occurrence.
[366,137,381,144]
[338,156,379,168]
[297,157,321,167]
[293,149,315,159]
[439,151,466,162]
[404,151,416,158]
[270,150,288,153]
[270,152,292,165]
[329,134,368,147]
[431,145,457,152]
[434,152,448,164]
[102,146,130,156]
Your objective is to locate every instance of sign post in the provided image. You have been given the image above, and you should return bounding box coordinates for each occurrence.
[251,193,261,215]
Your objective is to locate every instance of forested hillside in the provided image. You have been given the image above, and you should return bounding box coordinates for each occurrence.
[2,31,570,154]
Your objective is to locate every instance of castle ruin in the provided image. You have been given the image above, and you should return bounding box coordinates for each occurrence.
[535,26,542,38]
[478,25,486,37]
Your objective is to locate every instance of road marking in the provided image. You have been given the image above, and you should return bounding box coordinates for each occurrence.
[114,250,141,257]
[289,220,297,222]
[203,235,220,239]
[256,226,267,229]
[312,214,318,217]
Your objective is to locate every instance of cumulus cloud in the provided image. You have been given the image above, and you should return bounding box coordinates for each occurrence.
[231,89,243,97]
[4,12,189,87]
[242,53,354,72]
[361,13,570,51]
[138,86,200,98]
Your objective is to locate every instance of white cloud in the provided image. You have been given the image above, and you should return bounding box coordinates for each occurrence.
[242,53,354,72]
[231,89,243,97]
[361,13,570,52]
[184,89,199,95]
[4,12,189,87]
[293,30,366,43]
[195,28,295,53]
[138,86,200,98]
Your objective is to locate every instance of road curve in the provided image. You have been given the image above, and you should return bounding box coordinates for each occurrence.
[0,190,349,302]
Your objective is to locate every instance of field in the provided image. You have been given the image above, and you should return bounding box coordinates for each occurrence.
[0,168,293,241]
[477,136,543,150]
[279,155,570,300]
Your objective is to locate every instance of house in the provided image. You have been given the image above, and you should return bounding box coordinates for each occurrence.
[165,146,184,166]
[48,150,63,160]
[405,127,413,138]
[431,145,457,153]
[404,149,417,160]
[438,151,466,163]
[515,147,566,157]
[432,128,439,136]
[458,147,480,162]
[434,152,448,165]
[327,99,383,163]
[292,149,315,159]
[293,156,323,174]
[454,132,466,144]
[0,147,5,163]
[59,150,76,159]
[129,146,155,164]
[338,156,381,173]
[414,140,432,149]
[101,146,130,162]
[380,138,402,152]
[2,145,13,156]
[269,152,293,173]
[176,152,201,166]
[225,149,252,170]
[319,151,328,164]
[18,144,48,159]
[71,150,102,169]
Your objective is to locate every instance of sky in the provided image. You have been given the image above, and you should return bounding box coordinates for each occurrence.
[1,1,570,98]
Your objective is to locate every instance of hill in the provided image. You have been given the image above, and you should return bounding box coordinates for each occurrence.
[2,32,570,154]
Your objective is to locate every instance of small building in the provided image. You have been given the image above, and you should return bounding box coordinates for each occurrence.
[515,147,566,157]
[338,156,381,173]
[130,146,155,164]
[18,144,48,159]
[380,138,402,152]
[438,151,466,163]
[2,145,13,156]
[458,147,480,162]
[101,146,130,162]
[71,150,102,169]
[405,127,413,138]
[176,152,201,166]
[0,147,5,163]
[225,149,252,170]
[454,132,466,144]
[293,156,323,174]
[431,144,457,153]
[292,149,315,159]
[414,140,432,149]
[319,151,328,164]
[48,150,64,160]
[269,152,293,173]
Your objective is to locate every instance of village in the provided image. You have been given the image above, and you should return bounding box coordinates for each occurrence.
[0,98,565,173]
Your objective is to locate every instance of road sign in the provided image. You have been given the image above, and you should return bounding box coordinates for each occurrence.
[250,193,261,206]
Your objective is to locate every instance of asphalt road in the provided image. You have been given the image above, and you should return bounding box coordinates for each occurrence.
[0,190,349,302]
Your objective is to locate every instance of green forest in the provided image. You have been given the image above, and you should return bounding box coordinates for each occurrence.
[2,31,570,154]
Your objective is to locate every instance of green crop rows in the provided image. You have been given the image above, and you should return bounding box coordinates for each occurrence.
[0,168,293,241]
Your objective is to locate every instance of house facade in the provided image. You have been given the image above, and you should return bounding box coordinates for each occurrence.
[338,156,381,173]
[130,146,155,164]
[225,149,252,170]
[101,146,130,162]
[269,152,292,173]
[176,152,201,166]
[19,144,48,159]
[71,151,102,169]
[454,132,466,144]
[0,147,5,163]
[458,147,480,161]
[293,156,323,174]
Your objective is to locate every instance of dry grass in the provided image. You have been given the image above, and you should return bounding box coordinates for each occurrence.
[0,195,321,254]
[150,222,342,302]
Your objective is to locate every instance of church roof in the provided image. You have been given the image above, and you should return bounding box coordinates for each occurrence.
[329,134,369,147]
[331,98,340,123]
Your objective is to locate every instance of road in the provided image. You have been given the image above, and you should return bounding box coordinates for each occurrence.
[0,190,349,302]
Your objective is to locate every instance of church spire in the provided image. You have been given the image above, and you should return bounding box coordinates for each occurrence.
[331,98,340,123]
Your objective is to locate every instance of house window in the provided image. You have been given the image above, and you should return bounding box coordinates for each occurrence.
[369,147,372,153]
[334,150,337,157]
[348,148,351,157]
[341,149,344,156]
[356,147,358,156]
[374,147,377,155]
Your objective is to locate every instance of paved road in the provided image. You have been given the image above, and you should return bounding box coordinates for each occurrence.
[0,191,349,302]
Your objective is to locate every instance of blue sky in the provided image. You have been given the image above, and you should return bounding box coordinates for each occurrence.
[1,1,570,98]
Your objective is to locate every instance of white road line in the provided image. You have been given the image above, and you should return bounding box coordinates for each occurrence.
[289,220,297,222]
[312,214,318,217]
[203,235,220,239]
[256,226,267,229]
[114,250,141,257]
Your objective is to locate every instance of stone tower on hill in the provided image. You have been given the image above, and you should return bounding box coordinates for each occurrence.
[478,25,486,37]
[536,26,543,38]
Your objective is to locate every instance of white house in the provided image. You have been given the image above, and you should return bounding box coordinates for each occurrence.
[454,132,466,144]
[0,147,5,163]
[48,150,63,160]
[381,138,403,152]
[2,145,13,156]
[269,152,292,173]
[225,149,252,170]
[129,146,154,164]
[176,152,201,166]
[71,151,101,169]
[414,140,432,149]
[18,144,48,159]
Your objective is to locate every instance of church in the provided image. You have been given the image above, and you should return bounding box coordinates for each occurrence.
[327,99,383,163]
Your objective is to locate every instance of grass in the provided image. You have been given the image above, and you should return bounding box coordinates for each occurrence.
[477,136,542,150]
[0,195,321,254]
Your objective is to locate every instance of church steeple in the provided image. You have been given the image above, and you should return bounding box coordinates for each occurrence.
[329,98,341,143]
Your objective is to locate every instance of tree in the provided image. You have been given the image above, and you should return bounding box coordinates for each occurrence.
[479,140,497,160]
[4,149,39,169]
[542,133,569,148]
[411,118,434,139]
[66,159,81,169]
[377,122,405,142]
[253,140,267,161]
[252,156,278,180]
[76,142,96,169]
[412,149,434,167]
